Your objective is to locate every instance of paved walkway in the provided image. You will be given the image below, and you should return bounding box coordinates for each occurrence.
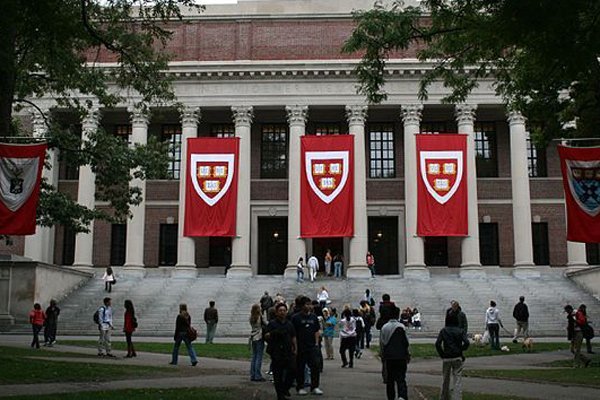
[1,335,599,399]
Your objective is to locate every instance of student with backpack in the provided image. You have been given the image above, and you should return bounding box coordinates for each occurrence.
[380,306,410,400]
[95,297,115,357]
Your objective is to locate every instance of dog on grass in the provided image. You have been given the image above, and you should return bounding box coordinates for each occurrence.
[522,337,534,352]
[472,333,483,346]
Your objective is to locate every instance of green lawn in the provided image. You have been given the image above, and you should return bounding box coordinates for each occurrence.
[6,388,247,400]
[464,367,600,387]
[60,340,253,360]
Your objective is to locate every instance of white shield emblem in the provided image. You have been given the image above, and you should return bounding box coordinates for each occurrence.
[565,159,600,217]
[305,151,349,204]
[0,156,40,211]
[419,151,463,205]
[190,154,235,207]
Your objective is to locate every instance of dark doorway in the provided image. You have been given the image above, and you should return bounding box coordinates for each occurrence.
[368,217,399,275]
[258,217,288,274]
[425,237,448,266]
[209,237,232,267]
[312,237,344,274]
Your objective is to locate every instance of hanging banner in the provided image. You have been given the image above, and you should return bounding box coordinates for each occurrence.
[416,134,468,236]
[184,137,239,237]
[0,143,47,235]
[557,145,600,242]
[301,135,354,237]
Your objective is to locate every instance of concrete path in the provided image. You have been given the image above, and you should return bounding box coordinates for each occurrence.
[1,335,599,399]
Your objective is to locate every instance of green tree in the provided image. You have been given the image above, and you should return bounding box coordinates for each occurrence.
[343,0,600,143]
[0,0,202,233]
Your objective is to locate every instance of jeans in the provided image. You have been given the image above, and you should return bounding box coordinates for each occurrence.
[440,358,463,400]
[368,264,376,277]
[104,281,113,292]
[333,262,342,278]
[206,322,217,344]
[98,328,112,354]
[323,336,334,359]
[44,321,57,344]
[364,324,372,348]
[385,359,408,400]
[296,347,320,391]
[512,321,529,341]
[339,336,356,367]
[250,339,265,380]
[297,269,304,282]
[487,323,500,350]
[171,332,198,365]
[31,324,43,348]
[272,357,294,400]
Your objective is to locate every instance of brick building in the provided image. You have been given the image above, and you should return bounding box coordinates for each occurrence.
[4,0,599,276]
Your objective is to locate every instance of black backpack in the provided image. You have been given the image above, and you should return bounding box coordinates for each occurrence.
[93,307,104,325]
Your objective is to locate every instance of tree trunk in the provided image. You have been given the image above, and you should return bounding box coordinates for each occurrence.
[0,1,19,136]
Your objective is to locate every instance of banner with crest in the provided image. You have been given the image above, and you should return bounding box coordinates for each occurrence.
[416,134,468,236]
[301,135,354,237]
[558,145,600,242]
[0,143,47,235]
[184,137,239,237]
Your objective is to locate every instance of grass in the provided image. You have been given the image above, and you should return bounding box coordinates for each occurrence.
[60,340,253,360]
[464,367,600,387]
[6,388,249,400]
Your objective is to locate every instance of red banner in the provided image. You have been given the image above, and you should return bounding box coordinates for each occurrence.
[301,135,354,237]
[558,145,600,242]
[416,134,468,236]
[0,143,47,235]
[184,137,239,237]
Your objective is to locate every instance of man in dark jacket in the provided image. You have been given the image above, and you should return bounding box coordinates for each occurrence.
[265,303,297,400]
[436,312,470,400]
[291,296,323,396]
[446,300,468,335]
[203,301,218,344]
[376,294,396,330]
[512,296,530,343]
[380,306,410,400]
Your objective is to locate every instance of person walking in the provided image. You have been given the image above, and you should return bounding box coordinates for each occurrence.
[102,267,116,292]
[307,254,319,282]
[447,300,468,335]
[333,254,343,278]
[291,296,323,396]
[249,304,266,382]
[204,300,218,344]
[123,299,137,358]
[29,303,45,349]
[297,257,305,283]
[260,291,274,318]
[512,296,530,343]
[353,309,365,358]
[322,308,336,360]
[380,306,410,400]
[485,300,503,351]
[573,304,592,367]
[265,302,297,400]
[338,308,357,368]
[436,311,470,400]
[170,303,198,366]
[324,249,333,277]
[43,299,60,346]
[360,300,376,348]
[366,251,376,277]
[97,297,115,357]
[579,305,595,354]
[363,288,376,307]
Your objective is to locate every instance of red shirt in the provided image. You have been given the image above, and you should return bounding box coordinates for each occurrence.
[29,309,45,326]
[124,310,136,334]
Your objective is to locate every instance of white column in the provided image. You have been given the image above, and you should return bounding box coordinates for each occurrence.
[284,105,308,278]
[228,106,253,277]
[24,108,58,264]
[175,106,200,277]
[401,104,429,279]
[123,105,149,277]
[72,107,100,271]
[346,105,371,278]
[566,242,589,271]
[455,104,483,274]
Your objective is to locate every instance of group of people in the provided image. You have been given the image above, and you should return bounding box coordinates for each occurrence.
[27,299,60,348]
[94,297,137,358]
[295,250,379,282]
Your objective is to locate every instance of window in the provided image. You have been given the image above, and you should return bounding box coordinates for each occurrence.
[479,223,499,265]
[474,122,498,177]
[313,123,341,136]
[587,243,600,265]
[114,124,132,145]
[59,125,81,180]
[211,124,235,138]
[260,124,288,178]
[162,125,182,179]
[159,224,178,266]
[420,121,454,134]
[62,226,76,266]
[526,136,547,177]
[532,222,550,265]
[369,124,395,178]
[110,224,127,266]
[425,237,448,266]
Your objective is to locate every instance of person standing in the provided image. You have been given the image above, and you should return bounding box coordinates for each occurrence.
[573,304,592,367]
[249,304,266,382]
[44,299,60,346]
[324,249,333,277]
[380,306,410,400]
[97,297,115,357]
[317,286,329,309]
[376,294,396,330]
[291,296,323,396]
[436,311,470,400]
[366,251,376,277]
[297,257,305,283]
[170,303,198,366]
[579,305,595,354]
[102,267,116,292]
[123,299,137,358]
[265,302,297,400]
[447,300,468,335]
[260,291,274,318]
[512,296,530,343]
[485,300,503,351]
[203,300,218,344]
[333,254,343,278]
[308,254,319,282]
[338,308,357,368]
[360,300,376,348]
[322,308,337,360]
[29,303,45,349]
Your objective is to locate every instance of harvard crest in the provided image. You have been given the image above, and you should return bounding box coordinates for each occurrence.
[190,154,235,207]
[565,160,600,217]
[419,151,463,205]
[305,151,349,204]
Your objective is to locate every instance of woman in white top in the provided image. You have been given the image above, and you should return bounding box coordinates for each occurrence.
[317,286,329,309]
[485,300,503,350]
[102,267,116,293]
[338,308,357,368]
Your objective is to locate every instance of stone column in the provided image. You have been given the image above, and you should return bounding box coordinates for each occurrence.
[228,106,254,278]
[284,105,308,279]
[401,104,429,279]
[24,108,58,264]
[72,107,100,272]
[507,111,539,277]
[175,106,200,278]
[455,104,483,276]
[123,105,149,278]
[566,242,589,273]
[346,105,371,278]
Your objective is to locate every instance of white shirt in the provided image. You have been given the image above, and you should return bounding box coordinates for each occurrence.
[317,290,329,302]
[308,256,319,270]
[102,271,115,282]
[99,305,113,330]
[485,307,501,324]
[339,316,357,338]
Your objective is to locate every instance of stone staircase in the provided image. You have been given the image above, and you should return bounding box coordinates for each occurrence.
[5,267,599,337]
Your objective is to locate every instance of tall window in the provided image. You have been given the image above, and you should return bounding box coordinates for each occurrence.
[479,223,499,265]
[61,226,76,266]
[162,125,182,179]
[420,121,454,134]
[526,136,547,177]
[313,123,341,136]
[368,124,395,178]
[114,124,132,145]
[110,224,127,266]
[59,124,81,180]
[211,124,235,138]
[587,243,600,265]
[159,224,178,266]
[474,122,498,177]
[532,222,550,265]
[260,124,288,179]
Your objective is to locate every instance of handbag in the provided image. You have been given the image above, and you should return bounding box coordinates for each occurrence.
[582,323,595,340]
[187,326,198,342]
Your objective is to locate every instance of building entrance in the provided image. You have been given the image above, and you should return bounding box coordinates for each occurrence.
[258,217,288,275]
[311,238,343,275]
[368,217,399,275]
